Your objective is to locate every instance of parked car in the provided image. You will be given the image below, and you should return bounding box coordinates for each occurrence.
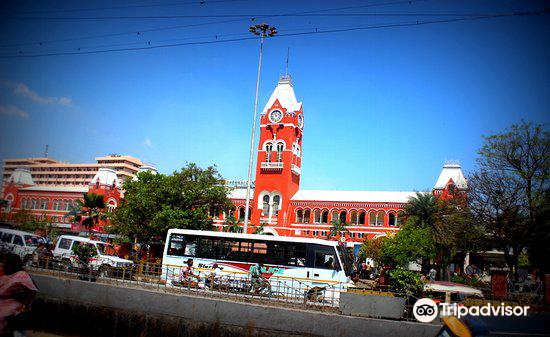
[0,228,43,264]
[424,281,484,303]
[53,235,133,277]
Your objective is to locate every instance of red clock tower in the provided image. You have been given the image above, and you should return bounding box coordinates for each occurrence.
[251,75,304,233]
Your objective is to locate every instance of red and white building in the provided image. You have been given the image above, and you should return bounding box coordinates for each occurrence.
[216,75,468,242]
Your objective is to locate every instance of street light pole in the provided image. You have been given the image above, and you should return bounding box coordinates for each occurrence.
[243,23,277,234]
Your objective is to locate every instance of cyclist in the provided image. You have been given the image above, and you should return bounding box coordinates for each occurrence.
[250,262,269,294]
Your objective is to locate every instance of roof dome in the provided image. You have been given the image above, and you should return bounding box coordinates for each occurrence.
[90,167,120,187]
[434,162,467,189]
[132,165,158,181]
[262,75,302,114]
[7,168,35,186]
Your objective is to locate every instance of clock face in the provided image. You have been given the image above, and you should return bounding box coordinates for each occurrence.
[297,113,304,129]
[268,110,283,124]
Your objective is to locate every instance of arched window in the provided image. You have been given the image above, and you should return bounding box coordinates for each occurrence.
[369,212,376,226]
[31,199,38,209]
[376,211,385,226]
[350,211,358,224]
[21,198,28,209]
[321,210,329,223]
[296,209,304,223]
[272,195,280,217]
[359,211,366,225]
[331,210,339,222]
[265,143,273,162]
[313,209,321,223]
[388,213,396,226]
[262,195,270,216]
[303,210,311,223]
[238,207,246,221]
[339,211,347,223]
[276,143,284,162]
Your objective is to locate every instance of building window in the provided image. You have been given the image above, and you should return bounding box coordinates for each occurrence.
[321,210,329,224]
[369,212,376,226]
[272,195,280,217]
[262,195,270,216]
[21,199,28,209]
[31,199,38,209]
[350,211,358,224]
[238,207,246,221]
[376,211,385,226]
[388,213,396,226]
[331,210,338,223]
[276,143,284,162]
[265,143,273,162]
[303,210,311,223]
[339,211,347,223]
[313,209,321,223]
[359,211,366,225]
[296,209,303,223]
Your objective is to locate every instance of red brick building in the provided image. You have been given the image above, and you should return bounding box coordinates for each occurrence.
[216,75,468,242]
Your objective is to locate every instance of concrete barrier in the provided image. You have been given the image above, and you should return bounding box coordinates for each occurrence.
[30,273,441,337]
[340,292,407,319]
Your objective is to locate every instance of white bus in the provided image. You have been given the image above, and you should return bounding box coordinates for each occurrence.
[161,229,355,301]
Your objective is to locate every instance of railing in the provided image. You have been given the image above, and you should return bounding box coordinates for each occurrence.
[260,162,283,170]
[26,256,349,313]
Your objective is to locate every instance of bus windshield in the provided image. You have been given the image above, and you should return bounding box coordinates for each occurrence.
[336,244,354,276]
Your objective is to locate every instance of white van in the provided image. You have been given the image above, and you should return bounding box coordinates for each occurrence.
[0,228,43,263]
[53,235,133,277]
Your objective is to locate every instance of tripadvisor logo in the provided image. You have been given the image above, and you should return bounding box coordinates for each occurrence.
[412,298,531,323]
[413,298,439,323]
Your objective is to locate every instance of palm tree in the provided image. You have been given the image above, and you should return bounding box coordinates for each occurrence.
[222,216,241,233]
[402,192,438,228]
[327,220,350,240]
[65,193,108,233]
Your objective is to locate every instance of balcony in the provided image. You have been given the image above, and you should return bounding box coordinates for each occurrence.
[260,162,283,170]
[291,164,301,175]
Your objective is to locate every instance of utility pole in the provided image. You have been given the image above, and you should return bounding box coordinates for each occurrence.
[243,23,277,234]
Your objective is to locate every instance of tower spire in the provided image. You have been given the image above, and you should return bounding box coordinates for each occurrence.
[285,47,290,76]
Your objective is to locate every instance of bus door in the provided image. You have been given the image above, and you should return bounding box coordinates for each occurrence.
[308,244,341,287]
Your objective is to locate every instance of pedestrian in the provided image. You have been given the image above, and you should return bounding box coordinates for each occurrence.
[366,262,373,279]
[359,262,367,279]
[0,253,38,335]
[428,267,437,281]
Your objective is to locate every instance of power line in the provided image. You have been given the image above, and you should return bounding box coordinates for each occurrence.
[1,9,547,59]
[5,12,504,20]
[4,0,247,15]
[0,0,425,48]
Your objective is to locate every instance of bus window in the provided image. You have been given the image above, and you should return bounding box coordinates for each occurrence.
[223,239,252,261]
[250,242,267,263]
[167,234,186,256]
[285,243,307,266]
[312,245,339,270]
[184,236,198,256]
[197,238,223,259]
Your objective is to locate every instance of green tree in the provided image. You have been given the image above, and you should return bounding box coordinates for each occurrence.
[359,236,386,264]
[327,220,350,239]
[389,267,425,297]
[111,164,233,243]
[402,192,438,228]
[379,224,436,268]
[468,122,549,277]
[253,223,265,234]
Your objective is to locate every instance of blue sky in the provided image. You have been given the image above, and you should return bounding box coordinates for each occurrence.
[0,0,548,191]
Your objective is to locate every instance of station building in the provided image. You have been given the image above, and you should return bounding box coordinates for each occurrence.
[217,75,468,242]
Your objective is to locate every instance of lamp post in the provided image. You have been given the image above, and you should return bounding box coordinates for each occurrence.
[243,23,277,234]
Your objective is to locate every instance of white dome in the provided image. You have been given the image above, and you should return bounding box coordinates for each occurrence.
[133,165,158,181]
[8,168,35,186]
[434,162,467,190]
[90,167,120,187]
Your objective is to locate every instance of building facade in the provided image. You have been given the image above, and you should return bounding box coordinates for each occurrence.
[215,75,467,242]
[2,154,145,190]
